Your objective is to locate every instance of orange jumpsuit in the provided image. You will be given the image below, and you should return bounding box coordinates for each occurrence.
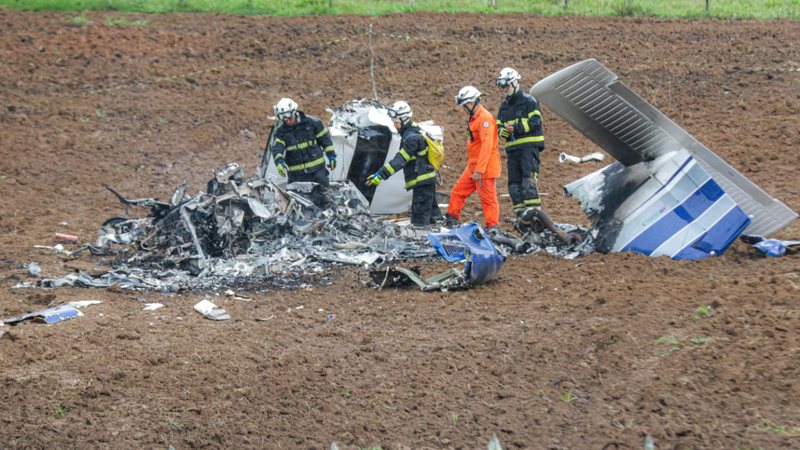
[447,104,502,228]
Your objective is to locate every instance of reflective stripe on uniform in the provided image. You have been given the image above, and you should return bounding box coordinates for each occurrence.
[399,148,412,161]
[528,109,542,118]
[274,152,284,160]
[285,139,316,151]
[316,128,329,138]
[524,198,541,206]
[512,203,525,212]
[274,138,286,145]
[287,156,325,172]
[505,135,544,148]
[405,171,437,189]
[324,146,335,153]
[383,163,396,175]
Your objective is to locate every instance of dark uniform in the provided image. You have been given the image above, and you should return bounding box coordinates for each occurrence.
[269,112,335,207]
[497,90,545,214]
[376,122,440,227]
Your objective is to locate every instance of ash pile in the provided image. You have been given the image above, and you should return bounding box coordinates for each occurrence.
[42,163,436,292]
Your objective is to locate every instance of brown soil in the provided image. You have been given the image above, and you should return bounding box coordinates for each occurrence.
[1,9,799,450]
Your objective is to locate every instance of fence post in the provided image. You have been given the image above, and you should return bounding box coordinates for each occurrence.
[706,0,709,12]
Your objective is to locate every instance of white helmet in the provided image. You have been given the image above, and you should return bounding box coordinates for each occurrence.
[496,67,521,88]
[389,100,413,122]
[455,86,481,106]
[273,97,298,121]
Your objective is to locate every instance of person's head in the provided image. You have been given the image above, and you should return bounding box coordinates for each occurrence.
[455,86,481,115]
[389,100,413,130]
[273,97,299,126]
[496,67,521,97]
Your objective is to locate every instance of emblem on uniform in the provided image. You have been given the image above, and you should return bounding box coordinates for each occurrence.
[482,121,489,128]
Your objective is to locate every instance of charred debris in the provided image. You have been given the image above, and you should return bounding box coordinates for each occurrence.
[37,163,585,292]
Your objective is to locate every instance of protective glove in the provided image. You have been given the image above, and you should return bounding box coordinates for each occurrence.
[275,159,288,177]
[365,171,384,187]
[327,154,337,171]
[498,127,510,141]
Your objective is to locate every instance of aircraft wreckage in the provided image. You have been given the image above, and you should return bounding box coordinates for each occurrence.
[34,100,582,293]
[32,71,795,294]
[533,59,796,260]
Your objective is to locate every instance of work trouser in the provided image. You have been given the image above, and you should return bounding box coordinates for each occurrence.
[447,169,499,228]
[288,168,331,209]
[507,148,541,214]
[410,183,438,227]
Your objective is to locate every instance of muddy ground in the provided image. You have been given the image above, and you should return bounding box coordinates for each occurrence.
[1,9,799,449]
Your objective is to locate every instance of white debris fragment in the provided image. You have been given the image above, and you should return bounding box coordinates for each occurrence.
[143,303,165,311]
[194,299,230,321]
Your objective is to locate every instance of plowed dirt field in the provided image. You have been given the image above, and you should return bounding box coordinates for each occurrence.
[1,9,799,449]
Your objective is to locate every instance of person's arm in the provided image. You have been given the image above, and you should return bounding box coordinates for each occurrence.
[270,128,288,176]
[475,118,495,176]
[315,120,335,156]
[513,97,542,137]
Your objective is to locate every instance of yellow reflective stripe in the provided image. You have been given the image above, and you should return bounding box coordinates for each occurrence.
[528,109,542,118]
[418,148,427,156]
[524,198,541,206]
[275,138,285,145]
[405,171,437,188]
[399,148,412,161]
[274,152,284,160]
[287,156,325,171]
[505,135,544,148]
[512,203,525,212]
[383,163,396,175]
[522,119,530,133]
[316,128,329,138]
[285,139,316,151]
[324,146,334,153]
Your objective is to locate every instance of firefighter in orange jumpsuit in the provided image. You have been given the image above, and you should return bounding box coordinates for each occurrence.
[446,86,502,231]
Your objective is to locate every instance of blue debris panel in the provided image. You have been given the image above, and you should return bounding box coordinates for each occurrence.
[428,223,506,286]
[566,150,750,260]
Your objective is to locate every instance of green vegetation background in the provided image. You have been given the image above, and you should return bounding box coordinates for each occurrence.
[1,0,798,19]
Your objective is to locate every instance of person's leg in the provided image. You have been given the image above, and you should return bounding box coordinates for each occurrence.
[311,169,332,209]
[519,148,541,210]
[477,177,500,228]
[410,185,435,227]
[447,170,476,220]
[507,151,524,215]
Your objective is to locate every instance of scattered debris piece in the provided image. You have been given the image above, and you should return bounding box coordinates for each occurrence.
[54,233,79,243]
[487,433,504,450]
[143,303,165,311]
[741,235,800,257]
[194,299,230,321]
[225,289,252,301]
[26,262,41,277]
[67,300,102,308]
[255,315,275,322]
[2,305,83,325]
[558,151,605,164]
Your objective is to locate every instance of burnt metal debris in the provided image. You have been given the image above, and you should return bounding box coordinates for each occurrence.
[33,162,587,292]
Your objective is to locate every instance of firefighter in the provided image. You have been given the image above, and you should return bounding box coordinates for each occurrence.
[495,67,545,215]
[366,101,440,227]
[268,98,337,209]
[446,86,501,232]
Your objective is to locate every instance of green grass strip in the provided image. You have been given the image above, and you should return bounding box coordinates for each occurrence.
[1,0,799,19]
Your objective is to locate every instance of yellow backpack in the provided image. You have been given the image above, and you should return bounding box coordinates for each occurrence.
[422,131,445,171]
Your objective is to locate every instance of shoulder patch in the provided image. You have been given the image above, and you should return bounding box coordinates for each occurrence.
[482,121,490,128]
